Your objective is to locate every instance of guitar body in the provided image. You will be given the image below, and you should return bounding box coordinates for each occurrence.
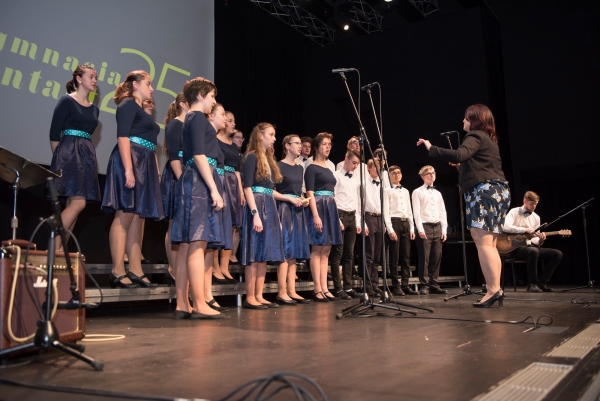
[496,230,572,254]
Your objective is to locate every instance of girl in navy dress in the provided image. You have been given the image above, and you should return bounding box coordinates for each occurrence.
[161,93,188,285]
[170,78,228,320]
[215,111,243,282]
[49,65,100,251]
[102,70,163,288]
[202,103,231,313]
[274,134,311,305]
[240,123,285,309]
[304,132,343,302]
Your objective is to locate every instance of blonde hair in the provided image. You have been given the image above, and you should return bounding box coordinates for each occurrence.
[418,165,435,176]
[244,122,282,184]
[113,70,149,105]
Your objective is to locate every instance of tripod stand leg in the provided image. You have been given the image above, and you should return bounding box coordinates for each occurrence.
[52,341,104,371]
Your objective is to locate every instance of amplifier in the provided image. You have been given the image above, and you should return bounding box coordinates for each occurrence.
[0,242,86,352]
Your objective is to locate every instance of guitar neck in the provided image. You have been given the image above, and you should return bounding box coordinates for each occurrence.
[544,231,562,237]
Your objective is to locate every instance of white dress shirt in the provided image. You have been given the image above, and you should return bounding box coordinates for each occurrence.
[296,155,310,169]
[334,168,361,228]
[384,185,414,234]
[503,206,541,245]
[411,184,447,234]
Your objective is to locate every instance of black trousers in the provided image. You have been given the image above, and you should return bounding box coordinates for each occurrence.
[365,214,383,290]
[511,246,563,284]
[415,222,442,289]
[388,218,411,288]
[330,211,357,291]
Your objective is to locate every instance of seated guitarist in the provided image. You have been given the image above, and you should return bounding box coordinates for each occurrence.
[503,191,563,292]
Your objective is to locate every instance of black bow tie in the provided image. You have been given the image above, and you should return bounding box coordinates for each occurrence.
[523,210,532,216]
[427,185,435,190]
[373,180,380,186]
[345,172,353,178]
[302,157,307,162]
[395,185,402,190]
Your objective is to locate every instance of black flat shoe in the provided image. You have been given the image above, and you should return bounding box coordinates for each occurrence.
[275,296,297,305]
[127,271,158,288]
[261,301,279,308]
[312,291,329,302]
[212,275,231,285]
[110,272,139,289]
[190,310,230,320]
[323,291,338,301]
[290,296,311,304]
[225,276,238,284]
[165,272,176,287]
[173,310,191,319]
[207,299,229,312]
[242,300,268,309]
[473,290,504,308]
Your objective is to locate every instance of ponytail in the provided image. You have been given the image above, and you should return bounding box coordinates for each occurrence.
[113,70,149,105]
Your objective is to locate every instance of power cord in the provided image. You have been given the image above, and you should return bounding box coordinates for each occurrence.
[0,372,328,401]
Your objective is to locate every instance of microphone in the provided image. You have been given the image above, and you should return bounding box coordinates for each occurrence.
[332,68,356,73]
[440,131,458,136]
[361,82,378,91]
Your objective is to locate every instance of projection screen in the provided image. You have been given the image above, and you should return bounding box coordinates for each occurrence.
[0,0,215,173]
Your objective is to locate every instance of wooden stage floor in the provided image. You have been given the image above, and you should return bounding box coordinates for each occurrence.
[1,287,599,401]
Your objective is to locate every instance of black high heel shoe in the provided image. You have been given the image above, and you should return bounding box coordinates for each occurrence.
[110,272,139,289]
[473,290,504,308]
[312,291,329,302]
[127,271,158,288]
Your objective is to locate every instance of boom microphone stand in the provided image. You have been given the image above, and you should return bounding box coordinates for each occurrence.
[441,132,483,301]
[331,70,433,318]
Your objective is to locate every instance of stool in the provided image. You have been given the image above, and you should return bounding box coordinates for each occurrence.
[500,254,525,292]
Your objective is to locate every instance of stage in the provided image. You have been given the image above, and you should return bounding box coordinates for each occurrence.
[1,287,599,401]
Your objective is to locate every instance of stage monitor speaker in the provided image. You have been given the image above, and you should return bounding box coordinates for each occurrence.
[0,244,86,352]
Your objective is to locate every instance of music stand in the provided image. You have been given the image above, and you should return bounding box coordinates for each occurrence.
[0,146,61,240]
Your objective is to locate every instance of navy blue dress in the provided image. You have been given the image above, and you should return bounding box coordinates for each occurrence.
[219,139,243,228]
[240,153,284,265]
[49,95,100,201]
[207,129,233,250]
[276,161,310,261]
[170,111,224,245]
[160,119,183,220]
[101,98,164,219]
[304,163,343,246]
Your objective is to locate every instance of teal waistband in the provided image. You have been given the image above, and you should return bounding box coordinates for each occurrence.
[63,129,91,139]
[314,190,334,197]
[224,165,236,173]
[177,150,183,158]
[284,193,301,198]
[216,167,224,176]
[252,186,273,195]
[185,156,217,167]
[130,136,156,152]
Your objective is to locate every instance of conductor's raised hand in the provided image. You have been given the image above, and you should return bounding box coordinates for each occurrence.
[416,138,432,151]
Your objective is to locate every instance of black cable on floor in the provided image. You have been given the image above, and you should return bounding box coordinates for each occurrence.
[377,313,554,330]
[0,372,328,401]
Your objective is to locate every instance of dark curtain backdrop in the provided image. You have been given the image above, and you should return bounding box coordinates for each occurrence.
[1,0,597,285]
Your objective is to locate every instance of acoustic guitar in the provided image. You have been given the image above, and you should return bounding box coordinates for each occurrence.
[496,230,572,254]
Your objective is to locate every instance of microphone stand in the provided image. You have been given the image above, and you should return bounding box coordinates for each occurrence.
[552,198,597,293]
[443,133,483,301]
[334,73,432,318]
[0,178,103,370]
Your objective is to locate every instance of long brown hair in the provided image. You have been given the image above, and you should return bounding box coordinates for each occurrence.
[464,104,498,143]
[66,65,95,94]
[113,70,149,105]
[163,92,187,154]
[244,122,282,184]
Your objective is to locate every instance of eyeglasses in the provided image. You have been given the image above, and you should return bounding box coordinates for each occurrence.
[234,137,244,142]
[390,171,402,175]
[423,172,436,176]
[289,141,302,145]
